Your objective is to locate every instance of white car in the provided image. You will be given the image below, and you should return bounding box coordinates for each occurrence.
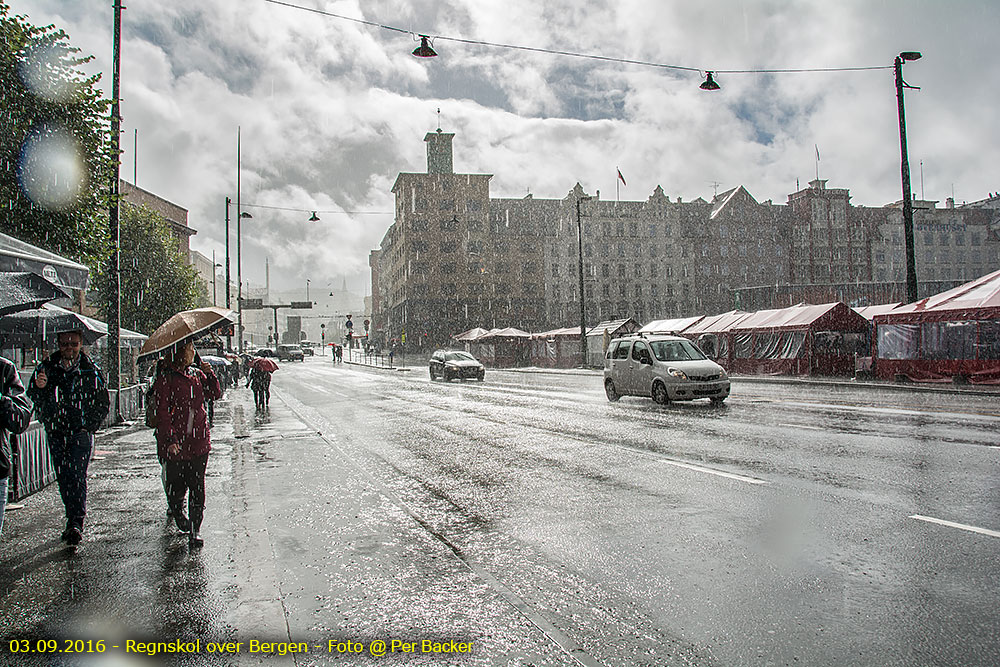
[603,334,729,404]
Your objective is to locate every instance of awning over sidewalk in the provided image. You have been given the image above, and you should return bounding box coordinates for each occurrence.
[0,232,90,290]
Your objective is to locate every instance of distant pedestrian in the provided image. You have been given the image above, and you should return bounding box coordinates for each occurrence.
[247,358,274,411]
[0,355,33,536]
[28,330,110,545]
[151,341,221,547]
[335,345,343,363]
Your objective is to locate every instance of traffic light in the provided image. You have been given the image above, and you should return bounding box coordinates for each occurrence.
[363,319,370,332]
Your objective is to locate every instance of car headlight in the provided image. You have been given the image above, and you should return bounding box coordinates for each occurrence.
[667,367,688,380]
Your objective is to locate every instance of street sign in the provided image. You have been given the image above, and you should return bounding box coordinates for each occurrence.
[242,298,264,309]
[290,301,312,309]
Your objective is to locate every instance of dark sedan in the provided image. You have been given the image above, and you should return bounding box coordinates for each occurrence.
[429,350,485,382]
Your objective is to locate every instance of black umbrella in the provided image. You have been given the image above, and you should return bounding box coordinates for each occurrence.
[0,303,107,346]
[0,272,65,317]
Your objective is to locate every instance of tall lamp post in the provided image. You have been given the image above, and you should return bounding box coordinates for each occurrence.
[236,127,253,353]
[895,51,922,304]
[224,196,251,349]
[211,252,221,306]
[576,195,592,366]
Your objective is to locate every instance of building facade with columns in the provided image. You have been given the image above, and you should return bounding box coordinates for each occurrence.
[372,131,1000,351]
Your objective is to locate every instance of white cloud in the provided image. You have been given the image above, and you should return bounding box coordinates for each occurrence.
[15,0,1000,294]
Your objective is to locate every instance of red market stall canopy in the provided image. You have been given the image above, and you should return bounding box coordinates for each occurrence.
[853,303,902,321]
[453,327,491,342]
[695,303,869,376]
[530,326,584,368]
[872,269,1000,384]
[639,316,704,335]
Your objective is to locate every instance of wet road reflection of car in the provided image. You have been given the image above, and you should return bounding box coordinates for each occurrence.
[429,349,486,382]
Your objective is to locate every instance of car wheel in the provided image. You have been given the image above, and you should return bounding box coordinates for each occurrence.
[604,379,620,402]
[652,381,670,405]
[443,370,453,382]
[429,367,437,380]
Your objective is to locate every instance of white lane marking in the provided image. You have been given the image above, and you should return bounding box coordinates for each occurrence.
[909,514,1000,539]
[661,459,768,485]
[778,423,823,431]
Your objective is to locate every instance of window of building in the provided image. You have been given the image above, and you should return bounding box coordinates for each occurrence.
[585,244,593,257]
[617,265,626,277]
[635,265,643,277]
[602,264,610,278]
[923,232,934,245]
[411,240,428,252]
[522,262,537,274]
[440,242,455,253]
[552,265,560,277]
[955,233,965,246]
[442,283,456,295]
[602,285,609,297]
[442,262,456,274]
[439,199,455,211]
[467,240,483,253]
[411,219,428,231]
[467,219,483,231]
[465,200,481,212]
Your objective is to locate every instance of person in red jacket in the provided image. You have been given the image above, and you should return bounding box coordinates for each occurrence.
[151,341,221,547]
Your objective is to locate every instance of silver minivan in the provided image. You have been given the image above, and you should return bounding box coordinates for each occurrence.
[603,334,730,404]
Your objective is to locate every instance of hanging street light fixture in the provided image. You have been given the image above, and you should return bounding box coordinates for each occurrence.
[412,35,437,58]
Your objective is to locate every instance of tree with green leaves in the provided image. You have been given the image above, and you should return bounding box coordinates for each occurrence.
[0,1,110,266]
[93,204,203,336]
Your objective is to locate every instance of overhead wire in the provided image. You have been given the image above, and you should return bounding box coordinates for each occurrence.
[264,0,893,76]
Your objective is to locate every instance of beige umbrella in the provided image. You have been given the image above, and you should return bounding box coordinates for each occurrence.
[138,307,236,361]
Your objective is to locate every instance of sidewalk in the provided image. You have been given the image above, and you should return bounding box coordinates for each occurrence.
[0,387,294,665]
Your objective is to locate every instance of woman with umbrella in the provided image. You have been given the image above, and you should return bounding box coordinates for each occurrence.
[140,307,233,548]
[247,354,278,411]
[150,341,221,547]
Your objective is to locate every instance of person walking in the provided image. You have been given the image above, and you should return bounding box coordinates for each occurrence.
[27,330,110,545]
[0,355,33,536]
[150,341,221,547]
[247,358,274,411]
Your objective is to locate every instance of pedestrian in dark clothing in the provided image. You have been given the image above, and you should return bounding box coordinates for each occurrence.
[0,356,33,536]
[247,362,273,411]
[27,331,110,545]
[150,341,221,547]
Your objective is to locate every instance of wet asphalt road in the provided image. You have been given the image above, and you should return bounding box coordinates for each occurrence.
[261,358,1000,667]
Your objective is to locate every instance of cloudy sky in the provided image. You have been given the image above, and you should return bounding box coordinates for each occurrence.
[15,0,1000,294]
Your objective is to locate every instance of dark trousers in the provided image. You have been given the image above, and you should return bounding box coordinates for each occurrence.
[164,454,209,532]
[47,430,94,531]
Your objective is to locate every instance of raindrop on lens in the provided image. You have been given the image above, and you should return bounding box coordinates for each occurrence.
[18,124,86,211]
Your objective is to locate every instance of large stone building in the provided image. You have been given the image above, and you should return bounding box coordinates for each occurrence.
[372,130,1000,350]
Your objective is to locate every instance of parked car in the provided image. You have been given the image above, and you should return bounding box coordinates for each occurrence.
[299,340,315,356]
[277,344,304,362]
[256,347,276,358]
[603,334,729,404]
[429,350,485,382]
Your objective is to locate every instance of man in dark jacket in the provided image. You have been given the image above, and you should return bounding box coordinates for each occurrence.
[0,356,33,536]
[27,330,110,545]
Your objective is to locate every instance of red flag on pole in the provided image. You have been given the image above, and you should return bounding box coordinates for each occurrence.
[617,168,626,186]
